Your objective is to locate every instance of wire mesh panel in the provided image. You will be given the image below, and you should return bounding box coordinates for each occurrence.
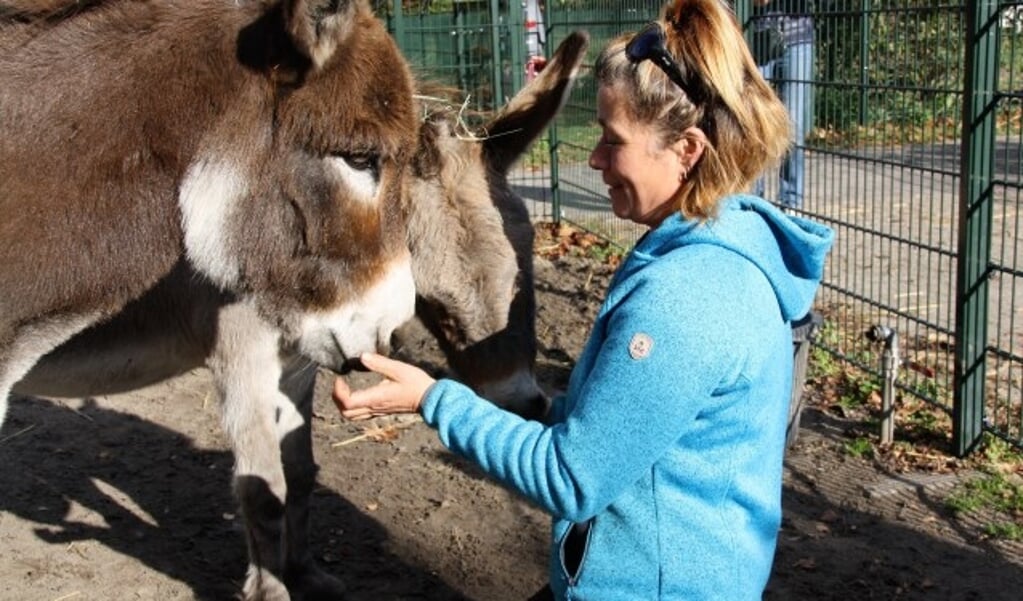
[751,0,1022,451]
[381,1,558,218]
[382,1,515,113]
[791,1,967,434]
[985,0,1023,448]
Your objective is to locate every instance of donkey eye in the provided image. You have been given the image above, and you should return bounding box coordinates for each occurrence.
[336,152,379,176]
[326,151,382,203]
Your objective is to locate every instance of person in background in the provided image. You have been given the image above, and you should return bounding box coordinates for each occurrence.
[333,0,834,599]
[750,0,816,209]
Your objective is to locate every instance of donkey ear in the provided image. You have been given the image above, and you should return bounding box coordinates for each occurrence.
[283,0,359,69]
[482,31,590,174]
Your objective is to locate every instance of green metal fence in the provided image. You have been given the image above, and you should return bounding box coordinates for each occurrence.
[381,1,531,114]
[384,0,1023,456]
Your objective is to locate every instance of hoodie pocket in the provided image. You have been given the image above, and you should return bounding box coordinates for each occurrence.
[559,519,592,585]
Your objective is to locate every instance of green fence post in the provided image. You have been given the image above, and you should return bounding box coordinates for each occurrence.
[507,0,526,99]
[858,0,869,127]
[488,0,504,105]
[548,1,561,224]
[734,0,749,31]
[954,0,1000,457]
[391,0,405,49]
[453,2,467,96]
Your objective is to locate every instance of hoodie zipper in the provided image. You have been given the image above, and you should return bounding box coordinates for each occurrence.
[560,520,593,587]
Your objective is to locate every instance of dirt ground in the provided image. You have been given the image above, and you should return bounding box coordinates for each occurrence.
[2,236,1023,601]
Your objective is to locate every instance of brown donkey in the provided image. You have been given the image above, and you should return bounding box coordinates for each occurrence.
[1,1,418,598]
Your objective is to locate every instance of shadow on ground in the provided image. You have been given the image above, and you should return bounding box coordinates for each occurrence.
[768,407,1023,601]
[0,394,474,600]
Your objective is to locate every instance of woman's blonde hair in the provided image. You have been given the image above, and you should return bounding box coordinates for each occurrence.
[594,0,792,220]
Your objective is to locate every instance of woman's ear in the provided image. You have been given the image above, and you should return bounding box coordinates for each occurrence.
[674,126,706,173]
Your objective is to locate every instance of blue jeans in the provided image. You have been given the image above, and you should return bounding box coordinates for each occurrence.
[755,40,814,209]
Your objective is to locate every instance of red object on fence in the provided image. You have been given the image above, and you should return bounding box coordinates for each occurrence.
[525,55,547,82]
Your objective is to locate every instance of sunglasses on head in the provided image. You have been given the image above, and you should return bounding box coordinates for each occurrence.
[625,22,690,96]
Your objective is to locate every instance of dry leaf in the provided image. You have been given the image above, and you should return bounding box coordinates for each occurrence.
[905,360,936,378]
[363,424,400,443]
[867,390,882,406]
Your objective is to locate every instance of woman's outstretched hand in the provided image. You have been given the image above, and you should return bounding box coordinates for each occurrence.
[332,353,436,420]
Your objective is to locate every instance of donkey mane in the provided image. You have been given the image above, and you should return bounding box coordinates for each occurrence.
[411,90,476,180]
[0,0,108,21]
[411,83,525,180]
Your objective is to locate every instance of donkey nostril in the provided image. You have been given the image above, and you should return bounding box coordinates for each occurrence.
[529,394,551,422]
[508,393,550,422]
[339,356,368,374]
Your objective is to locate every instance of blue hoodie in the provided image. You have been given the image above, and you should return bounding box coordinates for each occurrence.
[420,195,834,600]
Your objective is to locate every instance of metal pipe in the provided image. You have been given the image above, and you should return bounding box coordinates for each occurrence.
[865,325,900,444]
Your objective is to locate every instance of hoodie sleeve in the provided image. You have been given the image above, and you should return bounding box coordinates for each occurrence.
[420,249,761,521]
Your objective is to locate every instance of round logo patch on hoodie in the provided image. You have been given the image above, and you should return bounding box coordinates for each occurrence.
[628,332,653,360]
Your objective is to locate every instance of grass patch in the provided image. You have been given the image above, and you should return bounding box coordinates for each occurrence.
[946,471,1023,515]
[843,437,875,459]
[946,460,1023,541]
[984,522,1023,541]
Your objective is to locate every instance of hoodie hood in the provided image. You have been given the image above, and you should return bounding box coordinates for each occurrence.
[628,194,834,322]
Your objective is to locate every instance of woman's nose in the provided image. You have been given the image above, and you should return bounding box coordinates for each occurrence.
[588,145,604,171]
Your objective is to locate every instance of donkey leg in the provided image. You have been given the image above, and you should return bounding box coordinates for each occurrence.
[2,313,104,426]
[278,357,348,600]
[210,304,299,601]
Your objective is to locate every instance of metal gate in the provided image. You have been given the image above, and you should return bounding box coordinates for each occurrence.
[383,1,1023,456]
